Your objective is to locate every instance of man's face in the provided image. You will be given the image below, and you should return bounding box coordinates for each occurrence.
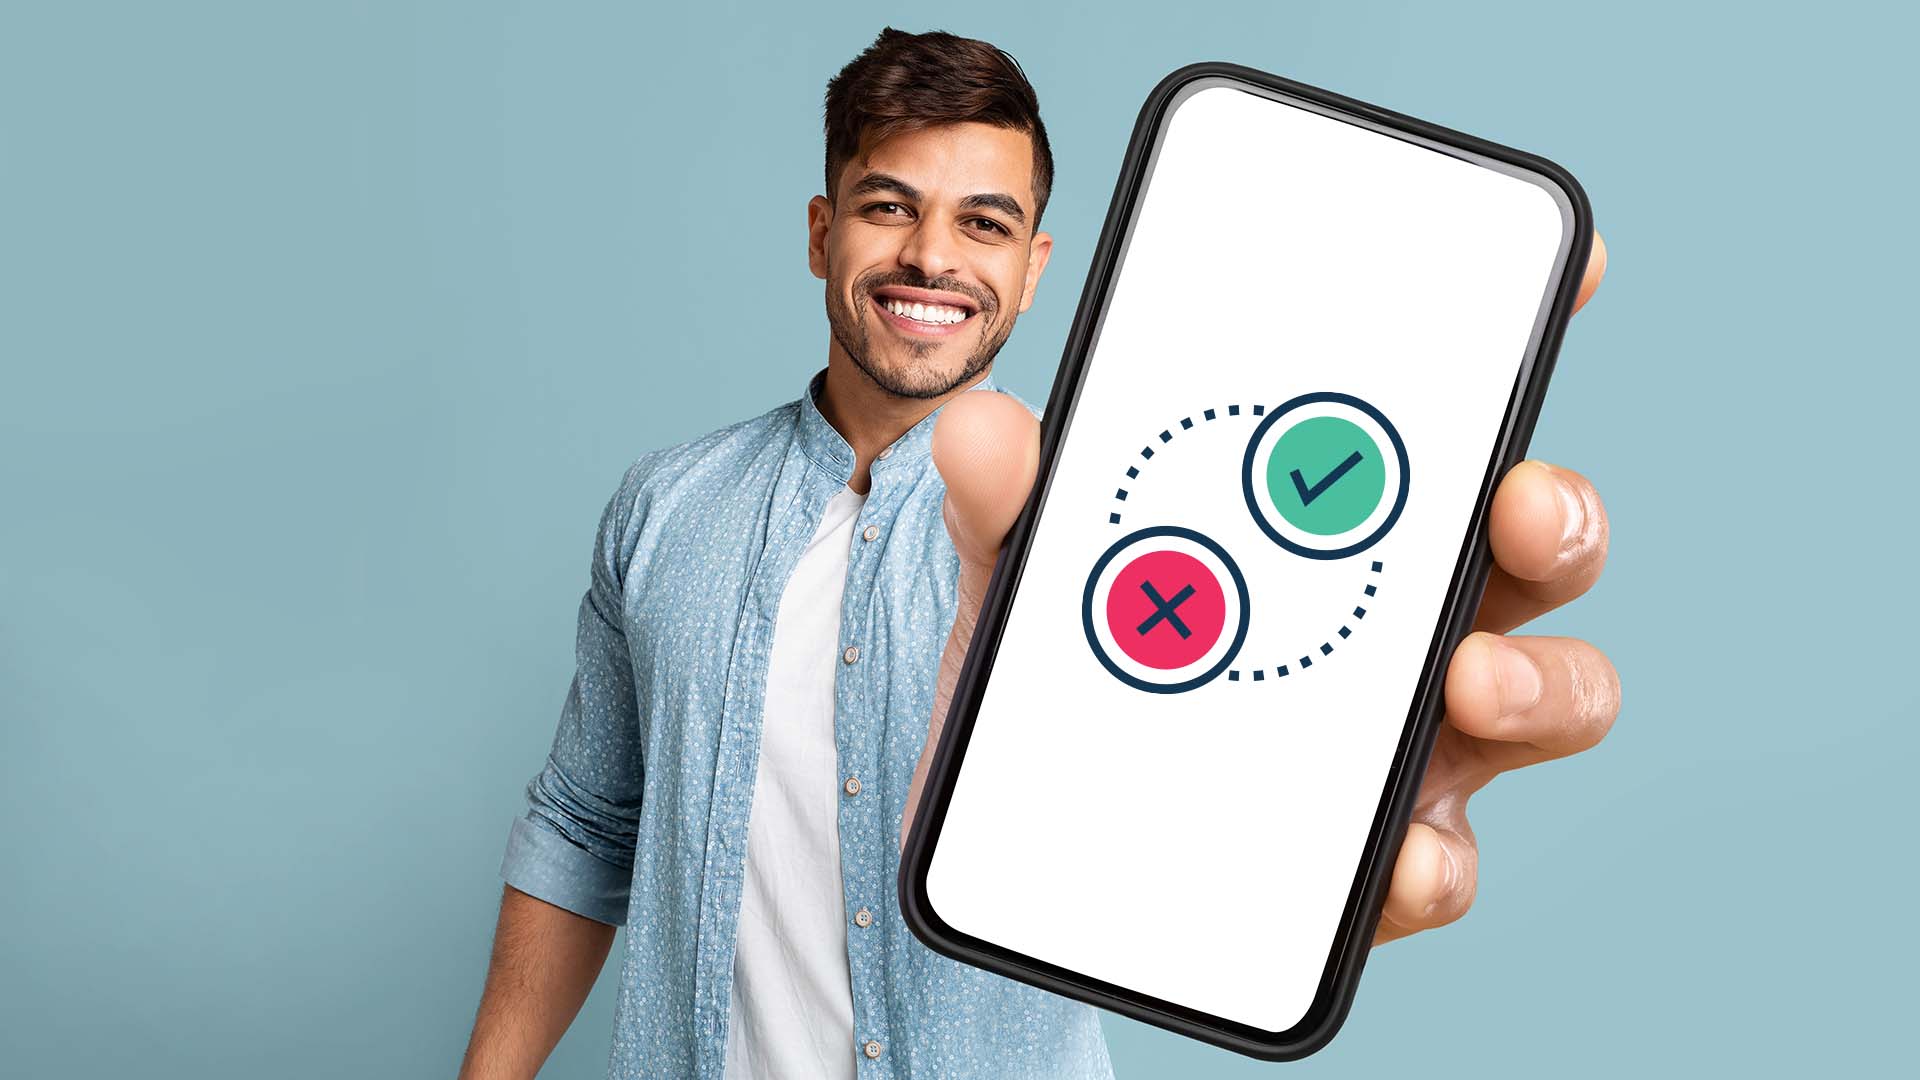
[809,122,1054,399]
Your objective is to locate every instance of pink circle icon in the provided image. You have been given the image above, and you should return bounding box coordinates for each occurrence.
[1103,549,1227,670]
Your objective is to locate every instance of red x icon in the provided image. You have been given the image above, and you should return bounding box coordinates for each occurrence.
[1104,549,1228,670]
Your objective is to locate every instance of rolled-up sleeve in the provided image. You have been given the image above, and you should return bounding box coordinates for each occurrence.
[499,463,648,927]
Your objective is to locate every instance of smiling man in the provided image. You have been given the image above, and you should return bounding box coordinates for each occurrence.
[458,26,1618,1080]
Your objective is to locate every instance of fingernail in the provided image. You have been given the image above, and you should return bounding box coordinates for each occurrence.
[1543,463,1589,568]
[1422,842,1459,919]
[1491,638,1543,717]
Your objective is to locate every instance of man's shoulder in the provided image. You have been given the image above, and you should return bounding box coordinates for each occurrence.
[591,398,799,532]
[629,399,795,485]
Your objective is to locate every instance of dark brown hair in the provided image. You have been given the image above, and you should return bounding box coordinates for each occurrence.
[824,27,1054,226]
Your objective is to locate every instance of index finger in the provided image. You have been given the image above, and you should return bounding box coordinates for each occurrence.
[1473,460,1608,633]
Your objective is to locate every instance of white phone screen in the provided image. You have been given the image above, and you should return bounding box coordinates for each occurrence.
[923,81,1572,1033]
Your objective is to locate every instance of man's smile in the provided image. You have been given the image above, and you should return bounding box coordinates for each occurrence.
[870,284,982,338]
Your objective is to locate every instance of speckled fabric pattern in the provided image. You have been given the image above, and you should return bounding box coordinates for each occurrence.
[501,369,1115,1079]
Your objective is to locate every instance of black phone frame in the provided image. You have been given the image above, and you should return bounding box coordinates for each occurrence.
[898,60,1594,1062]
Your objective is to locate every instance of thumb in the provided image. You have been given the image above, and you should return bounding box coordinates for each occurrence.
[900,390,1039,851]
[932,390,1041,574]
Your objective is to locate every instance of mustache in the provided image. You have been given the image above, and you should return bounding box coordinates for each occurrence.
[856,269,997,314]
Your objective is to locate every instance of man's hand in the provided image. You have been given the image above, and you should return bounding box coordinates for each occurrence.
[901,235,1616,948]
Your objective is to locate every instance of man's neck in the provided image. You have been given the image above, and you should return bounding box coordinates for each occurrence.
[815,350,989,495]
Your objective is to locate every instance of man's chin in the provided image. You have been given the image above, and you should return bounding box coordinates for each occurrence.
[844,328,983,399]
[855,359,977,399]
[826,298,1007,401]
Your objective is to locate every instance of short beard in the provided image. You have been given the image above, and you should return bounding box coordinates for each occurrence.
[826,269,1014,400]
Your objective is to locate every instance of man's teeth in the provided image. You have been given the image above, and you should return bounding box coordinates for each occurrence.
[881,297,969,324]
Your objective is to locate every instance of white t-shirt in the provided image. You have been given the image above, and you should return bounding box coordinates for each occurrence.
[723,485,867,1080]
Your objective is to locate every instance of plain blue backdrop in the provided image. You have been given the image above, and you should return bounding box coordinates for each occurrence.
[4,1,1913,1075]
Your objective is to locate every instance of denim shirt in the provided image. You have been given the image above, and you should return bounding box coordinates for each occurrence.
[499,369,1115,1079]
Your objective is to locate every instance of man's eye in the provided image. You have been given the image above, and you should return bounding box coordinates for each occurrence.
[969,217,1009,236]
[868,202,909,217]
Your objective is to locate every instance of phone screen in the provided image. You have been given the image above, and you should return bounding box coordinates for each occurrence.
[922,81,1575,1034]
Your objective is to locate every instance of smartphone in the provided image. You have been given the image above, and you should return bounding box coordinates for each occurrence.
[897,62,1593,1060]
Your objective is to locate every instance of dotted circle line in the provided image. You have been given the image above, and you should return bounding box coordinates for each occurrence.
[1099,405,1384,687]
[1227,561,1383,684]
[1109,404,1261,527]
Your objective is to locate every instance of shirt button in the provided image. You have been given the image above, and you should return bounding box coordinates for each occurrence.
[877,444,894,461]
[854,907,873,928]
[863,1040,884,1059]
[843,775,862,797]
[862,524,879,542]
[843,645,860,664]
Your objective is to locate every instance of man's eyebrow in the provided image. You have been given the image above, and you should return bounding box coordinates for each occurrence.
[846,173,1029,227]
[958,192,1027,226]
[846,173,922,202]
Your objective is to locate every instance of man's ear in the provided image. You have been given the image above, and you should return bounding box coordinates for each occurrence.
[807,195,833,281]
[1016,230,1054,314]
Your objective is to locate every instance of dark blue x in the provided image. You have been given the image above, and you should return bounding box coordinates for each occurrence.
[1136,580,1196,639]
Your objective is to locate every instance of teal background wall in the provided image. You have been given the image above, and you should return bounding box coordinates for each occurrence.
[4,1,1912,1074]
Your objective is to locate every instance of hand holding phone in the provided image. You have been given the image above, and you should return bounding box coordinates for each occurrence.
[898,64,1618,1060]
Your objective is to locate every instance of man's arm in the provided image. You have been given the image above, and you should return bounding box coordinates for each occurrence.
[457,885,617,1080]
[465,460,653,1074]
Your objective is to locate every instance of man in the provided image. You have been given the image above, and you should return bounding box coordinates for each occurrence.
[458,26,1617,1080]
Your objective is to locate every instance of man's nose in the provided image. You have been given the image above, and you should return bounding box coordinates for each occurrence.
[896,215,963,281]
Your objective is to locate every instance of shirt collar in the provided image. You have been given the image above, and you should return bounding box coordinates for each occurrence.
[796,366,1001,483]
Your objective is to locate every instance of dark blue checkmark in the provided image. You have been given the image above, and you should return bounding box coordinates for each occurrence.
[1291,450,1364,506]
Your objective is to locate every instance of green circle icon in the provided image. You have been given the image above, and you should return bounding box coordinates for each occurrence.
[1264,416,1387,536]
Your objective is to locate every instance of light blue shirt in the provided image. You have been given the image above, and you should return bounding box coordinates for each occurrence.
[500,369,1115,1079]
